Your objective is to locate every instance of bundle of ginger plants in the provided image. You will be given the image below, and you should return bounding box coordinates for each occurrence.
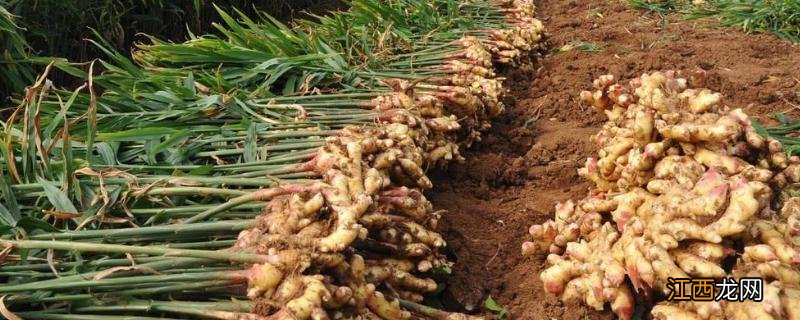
[523,70,800,320]
[208,1,547,317]
[0,0,546,319]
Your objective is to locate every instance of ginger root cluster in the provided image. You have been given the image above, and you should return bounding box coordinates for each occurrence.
[524,71,800,320]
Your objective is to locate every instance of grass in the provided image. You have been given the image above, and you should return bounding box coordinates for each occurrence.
[627,0,685,14]
[558,39,605,52]
[1,0,340,61]
[0,5,36,102]
[646,33,681,48]
[754,113,800,156]
[0,0,342,102]
[688,0,800,43]
[626,0,800,43]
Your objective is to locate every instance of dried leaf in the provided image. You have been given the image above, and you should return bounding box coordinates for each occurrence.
[0,296,22,320]
[98,216,133,225]
[0,246,12,264]
[167,178,203,187]
[47,248,60,278]
[42,210,82,220]
[92,265,160,281]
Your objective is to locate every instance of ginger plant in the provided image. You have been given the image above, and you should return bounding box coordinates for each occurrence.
[0,1,546,319]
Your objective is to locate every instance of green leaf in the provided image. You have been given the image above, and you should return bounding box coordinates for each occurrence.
[94,142,117,165]
[44,85,85,143]
[198,95,223,108]
[29,290,54,301]
[189,164,215,175]
[484,296,508,320]
[774,113,792,125]
[15,216,59,233]
[149,129,191,164]
[0,202,17,227]
[18,248,28,262]
[144,139,160,165]
[184,72,197,94]
[0,171,20,220]
[87,33,141,76]
[77,185,122,224]
[144,210,170,226]
[37,176,79,214]
[432,265,452,275]
[0,224,13,235]
[96,127,176,142]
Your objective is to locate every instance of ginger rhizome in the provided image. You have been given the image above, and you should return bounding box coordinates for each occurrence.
[524,71,800,320]
[230,1,546,319]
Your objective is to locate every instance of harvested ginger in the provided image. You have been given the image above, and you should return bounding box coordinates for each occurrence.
[524,71,800,320]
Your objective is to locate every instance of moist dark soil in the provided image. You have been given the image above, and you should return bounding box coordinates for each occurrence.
[428,0,800,319]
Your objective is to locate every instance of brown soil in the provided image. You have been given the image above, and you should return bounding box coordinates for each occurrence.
[429,0,800,319]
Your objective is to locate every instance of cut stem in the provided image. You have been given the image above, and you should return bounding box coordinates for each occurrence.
[0,240,271,264]
[29,220,255,241]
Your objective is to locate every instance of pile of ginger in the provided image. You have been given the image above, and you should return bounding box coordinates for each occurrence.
[523,71,800,320]
[230,1,546,319]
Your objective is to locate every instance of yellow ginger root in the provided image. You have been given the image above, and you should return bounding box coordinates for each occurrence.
[578,157,616,191]
[634,71,687,113]
[676,169,728,218]
[670,249,725,278]
[679,241,733,264]
[630,141,667,171]
[247,263,285,299]
[658,113,743,143]
[750,221,800,265]
[522,200,582,255]
[693,147,745,175]
[646,178,679,194]
[651,300,724,320]
[762,281,785,319]
[597,137,635,178]
[653,155,705,184]
[239,83,472,317]
[367,289,412,320]
[703,177,762,238]
[727,259,800,320]
[783,287,800,320]
[651,303,704,320]
[611,187,652,229]
[539,223,635,320]
[283,276,331,319]
[779,197,800,238]
[752,261,800,284]
[680,88,722,114]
